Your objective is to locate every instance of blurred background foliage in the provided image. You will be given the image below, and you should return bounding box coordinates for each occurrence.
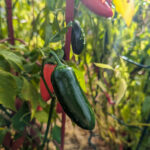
[0,0,150,149]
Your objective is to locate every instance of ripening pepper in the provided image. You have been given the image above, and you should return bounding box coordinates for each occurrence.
[50,51,95,130]
[40,64,56,101]
[81,0,113,18]
[71,20,85,55]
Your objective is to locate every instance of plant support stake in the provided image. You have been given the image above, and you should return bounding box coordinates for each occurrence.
[61,0,74,150]
[5,0,15,45]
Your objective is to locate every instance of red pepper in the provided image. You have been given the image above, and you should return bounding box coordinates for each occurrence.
[81,0,113,18]
[40,64,56,101]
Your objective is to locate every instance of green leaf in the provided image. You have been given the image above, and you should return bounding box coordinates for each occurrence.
[44,23,52,46]
[23,62,40,74]
[49,23,72,43]
[115,78,127,105]
[142,97,150,120]
[73,67,87,92]
[0,114,9,127]
[52,17,60,32]
[35,110,48,123]
[94,63,114,70]
[13,76,24,96]
[0,50,24,70]
[11,102,31,131]
[0,70,17,110]
[51,125,61,144]
[46,49,64,64]
[0,129,7,145]
[21,78,39,118]
[0,55,10,72]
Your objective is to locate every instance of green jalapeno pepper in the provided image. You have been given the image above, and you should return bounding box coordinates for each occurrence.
[50,51,95,130]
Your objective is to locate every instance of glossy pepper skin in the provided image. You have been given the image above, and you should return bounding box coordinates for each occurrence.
[40,64,56,101]
[50,51,95,130]
[81,0,113,18]
[71,20,85,55]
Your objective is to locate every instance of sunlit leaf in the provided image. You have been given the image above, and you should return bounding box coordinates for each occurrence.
[35,110,48,123]
[115,78,127,105]
[94,63,114,70]
[113,0,135,26]
[73,67,87,92]
[21,78,39,118]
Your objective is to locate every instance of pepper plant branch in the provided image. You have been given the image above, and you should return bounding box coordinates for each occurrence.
[0,38,9,43]
[88,131,96,150]
[41,97,55,149]
[0,38,26,45]
[40,58,56,149]
[108,113,142,130]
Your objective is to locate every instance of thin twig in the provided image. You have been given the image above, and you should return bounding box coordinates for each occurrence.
[88,131,96,150]
[41,98,55,149]
[0,38,9,43]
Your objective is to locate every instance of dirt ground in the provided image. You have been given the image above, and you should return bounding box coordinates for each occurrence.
[49,115,110,150]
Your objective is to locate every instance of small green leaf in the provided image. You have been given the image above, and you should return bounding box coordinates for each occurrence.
[44,23,52,46]
[12,102,31,131]
[35,110,48,123]
[13,76,23,96]
[51,125,61,144]
[0,114,9,127]
[0,69,17,110]
[21,78,39,118]
[142,97,150,120]
[0,55,10,71]
[0,50,24,70]
[115,78,127,105]
[73,68,87,92]
[94,63,114,70]
[0,130,7,145]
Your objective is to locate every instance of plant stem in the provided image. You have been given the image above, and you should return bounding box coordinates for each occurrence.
[49,51,63,66]
[41,98,55,149]
[40,58,56,149]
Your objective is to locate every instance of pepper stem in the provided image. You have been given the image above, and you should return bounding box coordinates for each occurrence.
[49,51,64,66]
